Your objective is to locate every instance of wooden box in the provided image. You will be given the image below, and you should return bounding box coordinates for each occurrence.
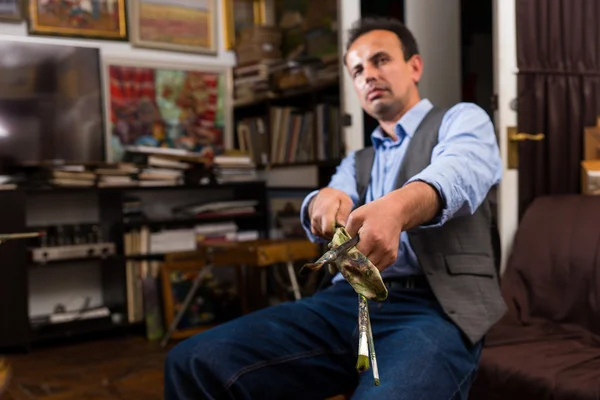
[583,117,600,160]
[581,159,600,195]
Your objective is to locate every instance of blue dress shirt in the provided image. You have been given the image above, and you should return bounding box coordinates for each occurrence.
[300,99,502,282]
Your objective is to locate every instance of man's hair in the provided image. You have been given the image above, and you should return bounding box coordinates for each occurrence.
[344,17,419,62]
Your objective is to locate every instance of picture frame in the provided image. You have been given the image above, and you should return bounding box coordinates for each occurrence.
[160,254,214,340]
[27,0,127,40]
[129,0,218,54]
[101,57,234,163]
[0,0,24,22]
[223,0,267,50]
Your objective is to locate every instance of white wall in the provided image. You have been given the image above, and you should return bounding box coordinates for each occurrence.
[493,0,518,275]
[404,0,462,108]
[338,0,364,151]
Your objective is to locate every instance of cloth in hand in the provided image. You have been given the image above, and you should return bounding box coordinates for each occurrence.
[328,227,388,301]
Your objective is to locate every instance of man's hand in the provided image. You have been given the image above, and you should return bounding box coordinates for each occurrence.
[345,197,403,271]
[309,188,354,240]
[345,181,442,271]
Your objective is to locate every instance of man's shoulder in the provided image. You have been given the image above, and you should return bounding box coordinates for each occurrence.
[442,102,492,121]
[354,147,374,161]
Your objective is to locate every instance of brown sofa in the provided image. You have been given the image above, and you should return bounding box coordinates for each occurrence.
[469,195,600,400]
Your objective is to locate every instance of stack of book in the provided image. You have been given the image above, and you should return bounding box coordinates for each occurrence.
[124,146,203,187]
[212,154,258,184]
[47,166,97,187]
[95,164,139,188]
[233,60,283,104]
[173,199,259,219]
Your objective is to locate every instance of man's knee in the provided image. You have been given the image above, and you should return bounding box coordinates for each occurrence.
[164,335,227,399]
[164,339,193,376]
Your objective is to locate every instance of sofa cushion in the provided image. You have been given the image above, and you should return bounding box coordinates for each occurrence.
[469,195,600,400]
[499,195,600,336]
[471,317,600,400]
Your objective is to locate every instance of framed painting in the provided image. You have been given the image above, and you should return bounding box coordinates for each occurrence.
[160,255,216,340]
[223,0,267,50]
[102,57,233,162]
[129,0,217,54]
[28,0,127,40]
[0,0,24,22]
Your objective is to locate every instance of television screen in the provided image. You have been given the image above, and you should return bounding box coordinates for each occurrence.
[0,39,105,173]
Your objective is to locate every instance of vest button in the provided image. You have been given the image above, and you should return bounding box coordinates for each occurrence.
[448,309,456,314]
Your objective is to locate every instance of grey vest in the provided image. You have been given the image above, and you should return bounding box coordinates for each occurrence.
[354,106,507,345]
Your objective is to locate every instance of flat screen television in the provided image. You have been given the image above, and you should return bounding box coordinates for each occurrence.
[0,39,105,173]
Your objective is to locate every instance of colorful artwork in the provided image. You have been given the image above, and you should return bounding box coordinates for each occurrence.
[160,260,241,340]
[130,0,217,54]
[106,63,228,162]
[29,0,126,39]
[168,270,217,329]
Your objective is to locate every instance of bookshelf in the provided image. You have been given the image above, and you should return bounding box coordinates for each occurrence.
[0,182,269,350]
[231,0,344,173]
[233,76,344,170]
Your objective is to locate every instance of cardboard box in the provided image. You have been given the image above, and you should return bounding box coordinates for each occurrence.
[581,159,600,194]
[583,117,600,160]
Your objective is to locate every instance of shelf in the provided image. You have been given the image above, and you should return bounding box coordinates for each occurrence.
[15,181,267,194]
[30,314,130,343]
[234,79,340,109]
[122,213,264,228]
[0,173,271,349]
[28,255,117,267]
[257,160,340,170]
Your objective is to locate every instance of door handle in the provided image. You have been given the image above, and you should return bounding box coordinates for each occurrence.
[507,127,545,170]
[508,132,545,141]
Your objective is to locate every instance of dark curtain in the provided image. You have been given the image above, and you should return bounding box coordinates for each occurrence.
[516,0,600,218]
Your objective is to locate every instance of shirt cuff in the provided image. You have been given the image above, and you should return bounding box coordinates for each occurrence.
[299,190,328,243]
[404,177,451,228]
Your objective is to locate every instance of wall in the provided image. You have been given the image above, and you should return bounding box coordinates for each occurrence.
[404,0,462,108]
[338,0,365,151]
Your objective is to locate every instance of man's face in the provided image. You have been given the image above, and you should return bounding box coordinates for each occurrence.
[345,30,422,122]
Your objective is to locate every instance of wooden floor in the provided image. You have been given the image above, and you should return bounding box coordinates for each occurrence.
[2,337,170,400]
[0,336,348,400]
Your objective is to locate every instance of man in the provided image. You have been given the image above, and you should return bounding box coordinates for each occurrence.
[164,16,506,400]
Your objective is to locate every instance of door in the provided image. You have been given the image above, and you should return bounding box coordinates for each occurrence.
[513,0,599,219]
[492,0,518,275]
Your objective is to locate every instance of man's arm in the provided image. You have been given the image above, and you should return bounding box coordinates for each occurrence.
[346,103,502,269]
[383,181,442,231]
[402,103,503,227]
[300,151,359,242]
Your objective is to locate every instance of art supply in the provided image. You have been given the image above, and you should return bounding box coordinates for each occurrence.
[305,228,384,385]
[356,294,370,372]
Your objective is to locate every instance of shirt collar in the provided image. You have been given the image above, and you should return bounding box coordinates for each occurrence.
[371,98,434,147]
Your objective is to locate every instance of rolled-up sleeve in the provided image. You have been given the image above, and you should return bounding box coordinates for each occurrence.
[405,103,502,227]
[300,151,359,242]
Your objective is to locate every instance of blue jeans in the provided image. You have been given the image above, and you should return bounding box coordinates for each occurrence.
[164,280,483,400]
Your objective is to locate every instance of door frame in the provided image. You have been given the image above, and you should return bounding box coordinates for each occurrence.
[492,0,519,275]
